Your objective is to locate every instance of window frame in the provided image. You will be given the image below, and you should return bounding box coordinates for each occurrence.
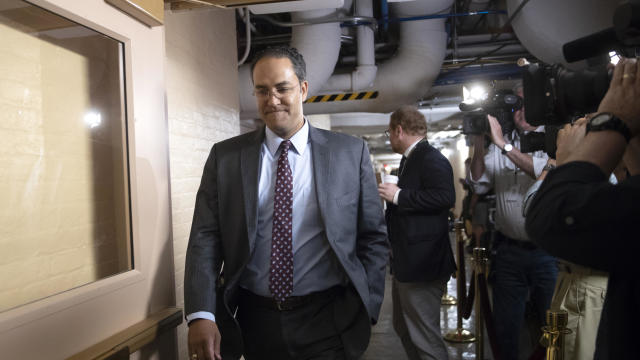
[0,0,149,337]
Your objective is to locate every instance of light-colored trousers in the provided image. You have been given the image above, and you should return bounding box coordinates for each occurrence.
[550,262,608,360]
[392,277,449,360]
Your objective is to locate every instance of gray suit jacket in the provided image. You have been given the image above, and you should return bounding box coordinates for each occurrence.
[184,124,388,359]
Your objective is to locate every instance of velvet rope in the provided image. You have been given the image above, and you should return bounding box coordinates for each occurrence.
[461,271,475,319]
[478,272,503,360]
[455,235,477,320]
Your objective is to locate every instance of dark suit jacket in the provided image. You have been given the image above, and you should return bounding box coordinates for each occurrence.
[526,161,640,360]
[386,140,456,282]
[184,124,388,359]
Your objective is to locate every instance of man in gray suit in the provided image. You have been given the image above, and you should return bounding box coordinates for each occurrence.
[184,46,388,360]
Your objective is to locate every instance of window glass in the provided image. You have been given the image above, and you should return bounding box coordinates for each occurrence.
[0,0,131,312]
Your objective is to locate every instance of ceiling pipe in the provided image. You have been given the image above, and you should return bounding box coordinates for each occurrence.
[237,8,251,66]
[303,0,454,114]
[238,0,454,117]
[238,4,345,119]
[321,0,378,92]
[445,43,525,58]
[455,33,516,45]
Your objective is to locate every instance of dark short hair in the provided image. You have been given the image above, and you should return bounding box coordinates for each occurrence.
[390,105,428,136]
[250,46,307,83]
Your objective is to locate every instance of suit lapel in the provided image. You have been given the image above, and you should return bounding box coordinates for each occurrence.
[399,139,428,184]
[309,126,331,226]
[241,126,265,253]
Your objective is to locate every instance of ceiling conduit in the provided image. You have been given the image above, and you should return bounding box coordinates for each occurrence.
[321,0,377,92]
[506,0,617,69]
[239,0,453,118]
[304,0,453,115]
[238,3,346,119]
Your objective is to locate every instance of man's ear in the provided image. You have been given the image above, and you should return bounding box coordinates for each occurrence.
[300,80,309,101]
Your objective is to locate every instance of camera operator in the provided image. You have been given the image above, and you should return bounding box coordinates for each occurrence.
[526,58,640,359]
[523,116,609,360]
[468,84,558,360]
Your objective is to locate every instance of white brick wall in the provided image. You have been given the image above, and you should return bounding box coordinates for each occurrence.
[165,8,240,360]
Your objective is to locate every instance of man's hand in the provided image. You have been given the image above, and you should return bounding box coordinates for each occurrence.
[556,118,587,165]
[188,319,222,360]
[597,58,640,137]
[378,183,399,203]
[487,115,506,148]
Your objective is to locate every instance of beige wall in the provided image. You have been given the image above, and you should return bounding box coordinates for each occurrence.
[165,7,240,360]
[440,137,470,218]
[0,22,129,311]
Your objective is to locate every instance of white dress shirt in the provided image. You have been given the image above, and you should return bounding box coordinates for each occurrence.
[468,129,548,241]
[392,138,424,205]
[187,119,345,324]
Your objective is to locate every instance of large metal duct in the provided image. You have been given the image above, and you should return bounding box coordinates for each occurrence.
[239,0,453,118]
[304,0,453,114]
[507,0,617,69]
[238,5,344,119]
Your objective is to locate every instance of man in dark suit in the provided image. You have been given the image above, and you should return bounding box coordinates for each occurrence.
[184,46,388,360]
[378,105,456,359]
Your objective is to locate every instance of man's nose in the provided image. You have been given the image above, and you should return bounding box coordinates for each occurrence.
[266,92,281,105]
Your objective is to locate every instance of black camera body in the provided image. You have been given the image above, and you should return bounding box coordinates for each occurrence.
[522,63,611,127]
[462,111,489,135]
[519,63,612,157]
[520,126,561,159]
[519,0,640,157]
[460,89,522,136]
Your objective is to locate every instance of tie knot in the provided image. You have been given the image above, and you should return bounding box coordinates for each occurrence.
[279,139,292,153]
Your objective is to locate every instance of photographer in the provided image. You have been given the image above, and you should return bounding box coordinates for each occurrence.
[468,84,558,360]
[526,59,640,359]
[523,117,609,360]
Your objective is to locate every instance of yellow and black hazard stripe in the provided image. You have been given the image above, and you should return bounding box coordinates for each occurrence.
[305,91,379,103]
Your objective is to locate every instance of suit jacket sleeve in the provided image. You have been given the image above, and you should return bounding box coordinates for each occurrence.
[397,150,455,213]
[184,144,223,318]
[356,140,389,324]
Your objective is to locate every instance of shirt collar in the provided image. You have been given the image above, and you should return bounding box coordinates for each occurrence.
[265,117,309,156]
[403,137,424,157]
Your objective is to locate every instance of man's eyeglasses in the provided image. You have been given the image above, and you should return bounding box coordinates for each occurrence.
[253,84,298,99]
[384,129,391,137]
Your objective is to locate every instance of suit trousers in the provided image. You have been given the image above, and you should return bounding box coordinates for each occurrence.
[237,287,351,360]
[392,276,450,360]
[550,263,608,360]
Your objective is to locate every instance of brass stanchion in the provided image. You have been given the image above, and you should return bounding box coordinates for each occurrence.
[443,222,476,343]
[473,247,489,360]
[541,310,571,360]
[442,287,457,305]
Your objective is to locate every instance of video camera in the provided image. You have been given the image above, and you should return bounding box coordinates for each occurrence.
[519,63,611,157]
[519,0,640,157]
[459,89,521,136]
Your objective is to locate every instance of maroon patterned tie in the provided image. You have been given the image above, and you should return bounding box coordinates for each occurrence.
[269,139,294,302]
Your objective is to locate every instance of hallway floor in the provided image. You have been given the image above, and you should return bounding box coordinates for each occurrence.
[361,272,477,360]
[362,232,479,360]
